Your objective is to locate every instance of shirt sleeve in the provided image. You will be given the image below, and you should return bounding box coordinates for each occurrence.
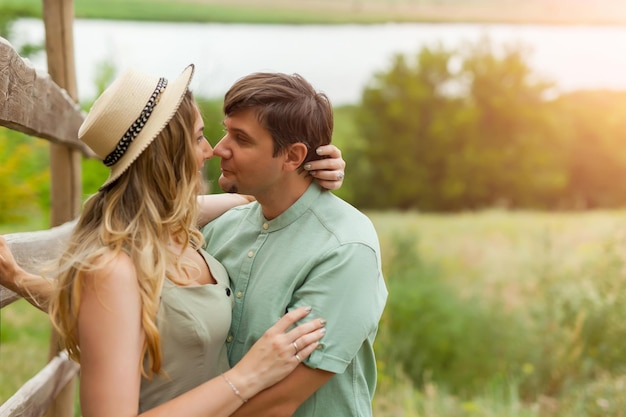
[289,241,387,374]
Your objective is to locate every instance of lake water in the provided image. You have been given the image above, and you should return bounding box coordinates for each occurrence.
[13,18,626,105]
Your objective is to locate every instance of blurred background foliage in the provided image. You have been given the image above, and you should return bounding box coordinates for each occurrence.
[370,211,626,416]
[348,38,626,211]
[7,33,626,217]
[3,2,626,416]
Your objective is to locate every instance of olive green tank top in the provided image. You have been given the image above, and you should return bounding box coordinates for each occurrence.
[139,249,234,412]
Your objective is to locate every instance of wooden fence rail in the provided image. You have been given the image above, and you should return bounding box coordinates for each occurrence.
[0,38,88,155]
[0,352,79,417]
[0,221,75,309]
[0,18,84,415]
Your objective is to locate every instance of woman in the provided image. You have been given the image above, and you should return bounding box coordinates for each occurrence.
[10,64,341,416]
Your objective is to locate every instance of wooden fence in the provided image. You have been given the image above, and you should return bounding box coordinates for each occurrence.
[0,0,91,415]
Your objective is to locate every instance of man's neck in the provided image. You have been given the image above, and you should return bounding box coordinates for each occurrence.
[257,177,313,220]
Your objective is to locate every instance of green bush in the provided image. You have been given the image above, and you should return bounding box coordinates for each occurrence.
[376,225,626,406]
[0,129,50,223]
[378,233,532,397]
[520,234,626,399]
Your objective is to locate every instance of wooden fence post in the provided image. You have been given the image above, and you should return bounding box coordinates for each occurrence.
[42,0,81,416]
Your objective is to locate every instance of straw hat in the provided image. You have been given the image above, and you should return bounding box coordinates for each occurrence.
[79,64,195,189]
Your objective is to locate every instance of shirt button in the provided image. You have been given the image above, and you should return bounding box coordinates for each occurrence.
[236,291,243,299]
[226,335,233,343]
[262,223,269,230]
[247,251,254,258]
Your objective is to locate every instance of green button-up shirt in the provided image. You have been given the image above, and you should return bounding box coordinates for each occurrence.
[203,183,387,416]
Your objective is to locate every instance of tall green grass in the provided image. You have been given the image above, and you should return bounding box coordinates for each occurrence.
[0,0,464,24]
[370,209,626,416]
[3,210,626,414]
[0,299,51,402]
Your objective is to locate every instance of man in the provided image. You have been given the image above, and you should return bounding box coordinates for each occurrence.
[203,72,387,416]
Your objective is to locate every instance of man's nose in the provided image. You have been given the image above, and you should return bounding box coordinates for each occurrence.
[213,136,230,158]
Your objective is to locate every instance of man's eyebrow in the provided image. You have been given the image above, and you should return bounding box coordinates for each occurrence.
[223,123,248,136]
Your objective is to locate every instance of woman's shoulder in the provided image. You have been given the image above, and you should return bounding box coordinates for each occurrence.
[81,250,137,287]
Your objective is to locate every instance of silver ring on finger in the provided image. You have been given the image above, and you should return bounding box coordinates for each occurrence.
[292,341,299,354]
[295,353,302,362]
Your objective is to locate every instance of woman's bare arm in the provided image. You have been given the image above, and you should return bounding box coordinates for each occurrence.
[0,236,53,311]
[196,194,255,228]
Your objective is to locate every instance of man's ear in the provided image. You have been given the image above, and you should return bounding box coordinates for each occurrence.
[283,143,308,172]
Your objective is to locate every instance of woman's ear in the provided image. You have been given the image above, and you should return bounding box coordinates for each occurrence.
[283,143,308,172]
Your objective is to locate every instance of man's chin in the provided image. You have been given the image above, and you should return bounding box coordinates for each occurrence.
[218,177,238,194]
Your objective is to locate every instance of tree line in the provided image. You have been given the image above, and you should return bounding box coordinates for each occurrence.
[344,38,626,211]
[4,32,626,221]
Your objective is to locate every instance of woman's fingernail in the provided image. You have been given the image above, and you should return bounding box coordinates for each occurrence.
[303,163,312,170]
[320,328,326,334]
[304,306,312,312]
[316,147,323,155]
[319,318,327,326]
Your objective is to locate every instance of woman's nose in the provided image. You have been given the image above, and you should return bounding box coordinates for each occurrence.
[203,139,214,160]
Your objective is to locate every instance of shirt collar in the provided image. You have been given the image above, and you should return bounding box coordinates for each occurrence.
[252,183,323,231]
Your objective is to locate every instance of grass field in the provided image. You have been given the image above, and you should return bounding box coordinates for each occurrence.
[3,209,626,415]
[4,0,626,25]
[0,300,51,401]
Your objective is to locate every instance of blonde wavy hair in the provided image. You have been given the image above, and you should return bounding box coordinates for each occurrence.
[49,91,204,377]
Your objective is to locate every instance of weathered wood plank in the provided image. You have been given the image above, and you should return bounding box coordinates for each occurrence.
[3,220,76,274]
[40,5,82,414]
[0,220,76,308]
[44,0,84,230]
[0,287,20,308]
[0,352,80,417]
[0,37,93,158]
